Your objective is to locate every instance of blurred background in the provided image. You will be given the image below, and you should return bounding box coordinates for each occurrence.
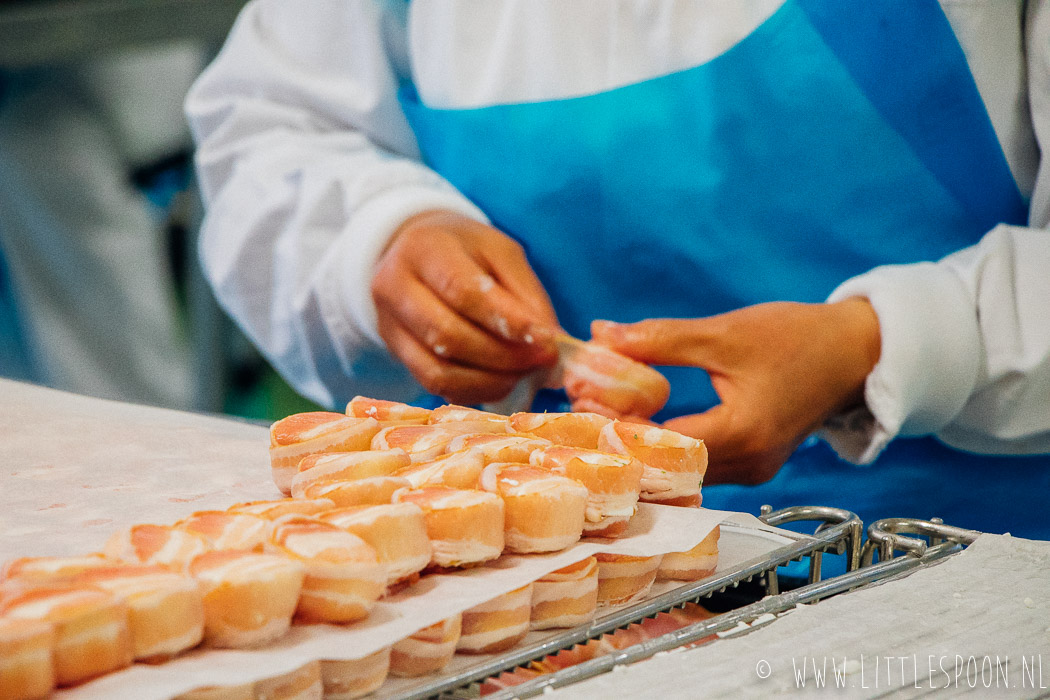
[0,0,319,421]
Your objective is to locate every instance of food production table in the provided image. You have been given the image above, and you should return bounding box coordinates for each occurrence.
[2,378,1047,699]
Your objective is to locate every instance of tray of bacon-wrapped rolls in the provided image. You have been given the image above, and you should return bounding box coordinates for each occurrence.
[0,338,846,700]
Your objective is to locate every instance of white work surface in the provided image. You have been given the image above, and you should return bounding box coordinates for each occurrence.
[552,533,1050,699]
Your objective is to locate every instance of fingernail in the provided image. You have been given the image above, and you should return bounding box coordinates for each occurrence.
[591,320,621,338]
[526,324,556,343]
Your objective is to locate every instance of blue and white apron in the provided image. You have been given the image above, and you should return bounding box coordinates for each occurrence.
[399,0,1050,543]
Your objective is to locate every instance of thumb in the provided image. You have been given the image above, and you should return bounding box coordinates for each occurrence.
[591,318,718,368]
[663,407,742,485]
[663,406,730,445]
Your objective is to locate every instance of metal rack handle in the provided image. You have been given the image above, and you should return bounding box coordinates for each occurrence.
[759,504,864,587]
[861,517,981,566]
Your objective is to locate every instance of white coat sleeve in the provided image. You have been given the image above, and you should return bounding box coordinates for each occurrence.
[820,1,1050,463]
[185,0,488,408]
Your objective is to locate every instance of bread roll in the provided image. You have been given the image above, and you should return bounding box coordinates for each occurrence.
[531,446,642,538]
[598,421,707,506]
[173,683,254,700]
[396,449,485,490]
[657,526,720,581]
[227,498,335,519]
[176,511,270,551]
[479,463,587,553]
[530,557,598,630]
[372,423,505,463]
[270,518,385,624]
[104,524,211,571]
[0,618,54,700]
[457,584,533,654]
[555,336,670,419]
[290,449,410,499]
[189,551,304,648]
[393,487,504,568]
[443,433,552,464]
[389,615,461,677]
[320,504,432,589]
[301,476,410,507]
[254,660,323,700]
[1,585,133,687]
[320,647,391,700]
[508,411,612,449]
[594,554,662,606]
[2,554,116,582]
[270,413,381,494]
[428,404,509,429]
[346,396,431,426]
[72,566,204,662]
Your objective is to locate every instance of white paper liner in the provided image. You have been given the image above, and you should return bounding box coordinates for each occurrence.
[0,380,788,699]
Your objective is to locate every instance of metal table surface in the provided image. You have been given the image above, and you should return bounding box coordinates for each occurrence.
[0,0,246,68]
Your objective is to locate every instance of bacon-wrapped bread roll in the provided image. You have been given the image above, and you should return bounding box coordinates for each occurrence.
[598,421,707,507]
[1,554,116,582]
[372,423,505,463]
[104,524,211,571]
[269,518,385,624]
[270,413,381,494]
[320,647,391,700]
[530,557,598,630]
[508,411,612,450]
[346,396,431,426]
[553,334,670,419]
[290,449,410,499]
[457,584,533,655]
[189,551,304,648]
[176,511,270,552]
[389,615,461,677]
[173,683,254,700]
[393,487,505,569]
[301,476,411,507]
[531,446,642,538]
[479,463,587,553]
[594,553,663,607]
[72,566,204,662]
[1,585,133,687]
[657,526,720,581]
[428,404,509,430]
[396,449,485,490]
[227,498,335,519]
[443,433,551,464]
[0,618,54,700]
[253,660,323,700]
[320,504,432,590]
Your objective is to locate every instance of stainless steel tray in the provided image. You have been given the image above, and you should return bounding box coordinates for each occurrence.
[478,516,981,700]
[378,505,865,700]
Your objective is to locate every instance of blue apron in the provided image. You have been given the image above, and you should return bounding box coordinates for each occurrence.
[398,0,1050,543]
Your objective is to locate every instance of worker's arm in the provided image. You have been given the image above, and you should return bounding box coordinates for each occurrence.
[187,0,555,407]
[592,3,1050,483]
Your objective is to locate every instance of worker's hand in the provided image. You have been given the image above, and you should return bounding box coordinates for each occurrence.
[372,210,559,404]
[589,299,881,485]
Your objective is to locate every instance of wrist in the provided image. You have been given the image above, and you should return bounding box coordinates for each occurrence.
[828,296,882,414]
[384,209,474,257]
